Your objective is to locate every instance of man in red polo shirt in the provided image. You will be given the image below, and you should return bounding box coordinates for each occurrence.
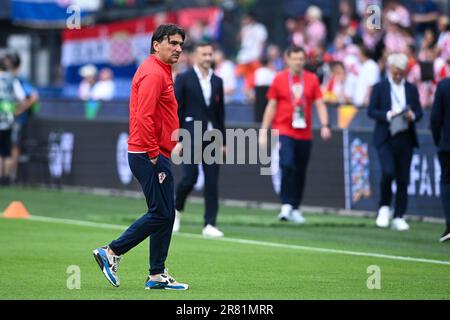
[259,46,331,223]
[93,24,188,290]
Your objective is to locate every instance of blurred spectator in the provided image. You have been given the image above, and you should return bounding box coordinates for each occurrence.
[384,0,411,29]
[187,20,213,44]
[253,55,276,122]
[352,45,380,107]
[236,12,268,89]
[356,0,382,18]
[266,44,284,72]
[435,47,450,82]
[304,45,331,83]
[383,5,414,54]
[330,30,351,62]
[285,16,307,49]
[360,14,384,60]
[0,55,26,186]
[436,16,450,60]
[92,68,115,101]
[338,0,360,30]
[305,6,327,50]
[407,45,436,108]
[412,0,439,43]
[421,28,437,52]
[343,44,362,105]
[323,61,347,104]
[78,64,97,101]
[172,51,192,80]
[4,52,39,184]
[213,49,237,104]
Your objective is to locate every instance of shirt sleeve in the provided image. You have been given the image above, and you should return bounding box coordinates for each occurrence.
[13,79,26,102]
[312,75,323,101]
[137,73,164,158]
[266,75,279,101]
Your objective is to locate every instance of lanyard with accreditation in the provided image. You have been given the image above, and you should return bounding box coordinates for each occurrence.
[288,72,307,129]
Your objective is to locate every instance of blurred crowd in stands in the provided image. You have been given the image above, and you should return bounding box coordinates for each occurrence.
[79,0,447,110]
[0,0,443,113]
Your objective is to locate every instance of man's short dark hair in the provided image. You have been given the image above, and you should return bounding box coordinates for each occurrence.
[358,44,372,59]
[285,46,306,57]
[193,41,213,51]
[5,52,21,69]
[151,24,186,54]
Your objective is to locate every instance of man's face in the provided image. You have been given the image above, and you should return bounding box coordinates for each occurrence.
[390,67,405,84]
[195,45,213,70]
[153,34,184,64]
[286,51,306,74]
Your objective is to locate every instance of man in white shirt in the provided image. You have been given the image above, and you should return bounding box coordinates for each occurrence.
[235,13,268,95]
[236,12,268,65]
[214,49,237,104]
[92,68,115,101]
[368,53,423,231]
[353,45,380,107]
[77,64,97,101]
[173,42,226,237]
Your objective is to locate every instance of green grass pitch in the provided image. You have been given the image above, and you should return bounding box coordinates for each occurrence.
[0,187,449,300]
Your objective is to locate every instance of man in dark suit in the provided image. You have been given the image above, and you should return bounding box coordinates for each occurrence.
[430,74,450,242]
[173,42,226,237]
[368,53,423,231]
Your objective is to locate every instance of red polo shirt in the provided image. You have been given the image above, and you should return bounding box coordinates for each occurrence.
[128,55,179,158]
[267,69,322,140]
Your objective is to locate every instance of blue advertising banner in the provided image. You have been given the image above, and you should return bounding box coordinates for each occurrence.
[345,129,442,218]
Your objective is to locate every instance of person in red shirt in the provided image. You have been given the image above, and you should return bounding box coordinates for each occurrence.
[93,24,188,290]
[259,46,331,224]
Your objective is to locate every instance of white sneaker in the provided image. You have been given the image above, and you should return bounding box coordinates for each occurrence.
[202,224,224,237]
[145,268,189,290]
[391,218,410,231]
[376,206,391,228]
[278,204,293,221]
[93,246,122,287]
[291,209,306,224]
[173,210,181,233]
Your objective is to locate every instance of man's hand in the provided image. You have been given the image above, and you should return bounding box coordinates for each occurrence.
[404,110,415,122]
[150,156,158,165]
[172,142,183,157]
[258,129,268,150]
[320,126,332,141]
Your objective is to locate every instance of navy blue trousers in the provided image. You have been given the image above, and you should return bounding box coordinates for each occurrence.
[109,153,175,275]
[175,162,219,226]
[278,135,312,209]
[175,141,220,226]
[438,151,450,227]
[376,132,413,218]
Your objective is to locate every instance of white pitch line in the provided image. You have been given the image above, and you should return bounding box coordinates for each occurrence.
[27,215,450,266]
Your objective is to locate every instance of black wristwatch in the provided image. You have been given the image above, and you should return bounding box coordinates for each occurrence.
[321,124,331,129]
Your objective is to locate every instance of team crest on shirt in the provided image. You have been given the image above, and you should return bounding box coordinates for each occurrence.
[158,172,167,184]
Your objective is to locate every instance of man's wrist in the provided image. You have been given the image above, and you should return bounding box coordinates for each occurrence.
[321,123,330,129]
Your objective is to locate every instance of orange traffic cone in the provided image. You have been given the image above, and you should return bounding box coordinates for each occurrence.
[2,201,31,219]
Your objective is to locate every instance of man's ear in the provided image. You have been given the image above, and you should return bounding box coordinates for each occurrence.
[153,41,159,53]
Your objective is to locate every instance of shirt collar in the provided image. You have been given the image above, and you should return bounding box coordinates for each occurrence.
[194,65,213,81]
[388,75,405,87]
[150,54,172,75]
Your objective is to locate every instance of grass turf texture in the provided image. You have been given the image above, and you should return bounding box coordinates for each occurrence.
[0,187,449,299]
